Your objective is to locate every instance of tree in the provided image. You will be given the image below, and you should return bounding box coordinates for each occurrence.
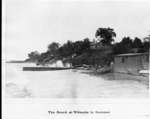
[132,37,142,48]
[58,40,74,58]
[121,37,133,45]
[27,51,40,62]
[48,42,60,53]
[82,38,91,50]
[113,37,133,54]
[120,37,133,51]
[95,27,116,45]
[143,35,150,52]
[73,41,84,55]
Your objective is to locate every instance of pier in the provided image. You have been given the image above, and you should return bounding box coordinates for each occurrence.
[23,67,73,71]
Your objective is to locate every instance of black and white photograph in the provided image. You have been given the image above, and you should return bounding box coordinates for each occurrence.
[4,0,150,98]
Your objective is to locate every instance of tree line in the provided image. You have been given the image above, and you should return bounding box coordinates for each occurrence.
[25,27,149,67]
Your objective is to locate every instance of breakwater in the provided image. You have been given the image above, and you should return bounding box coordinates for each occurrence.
[23,67,73,71]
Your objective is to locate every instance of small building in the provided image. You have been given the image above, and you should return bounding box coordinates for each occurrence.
[113,53,149,75]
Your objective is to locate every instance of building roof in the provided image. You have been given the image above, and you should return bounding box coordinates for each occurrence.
[115,52,149,57]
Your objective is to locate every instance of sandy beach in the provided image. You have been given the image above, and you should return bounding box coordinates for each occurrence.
[4,63,149,98]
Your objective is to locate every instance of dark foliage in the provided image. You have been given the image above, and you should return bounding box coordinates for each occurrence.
[95,27,116,45]
[26,27,149,67]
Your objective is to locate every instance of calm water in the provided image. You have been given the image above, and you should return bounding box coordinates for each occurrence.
[5,63,148,98]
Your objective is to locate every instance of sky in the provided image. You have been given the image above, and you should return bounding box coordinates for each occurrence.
[4,0,150,60]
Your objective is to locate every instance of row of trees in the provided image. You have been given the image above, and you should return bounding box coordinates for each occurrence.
[113,36,150,54]
[26,27,149,67]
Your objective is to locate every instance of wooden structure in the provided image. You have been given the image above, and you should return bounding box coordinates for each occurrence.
[113,53,149,75]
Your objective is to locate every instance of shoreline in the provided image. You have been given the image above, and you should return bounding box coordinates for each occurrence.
[74,69,149,86]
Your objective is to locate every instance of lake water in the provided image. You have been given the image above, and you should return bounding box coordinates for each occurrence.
[5,63,148,98]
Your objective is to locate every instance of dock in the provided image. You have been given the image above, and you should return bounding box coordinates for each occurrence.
[23,67,73,71]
